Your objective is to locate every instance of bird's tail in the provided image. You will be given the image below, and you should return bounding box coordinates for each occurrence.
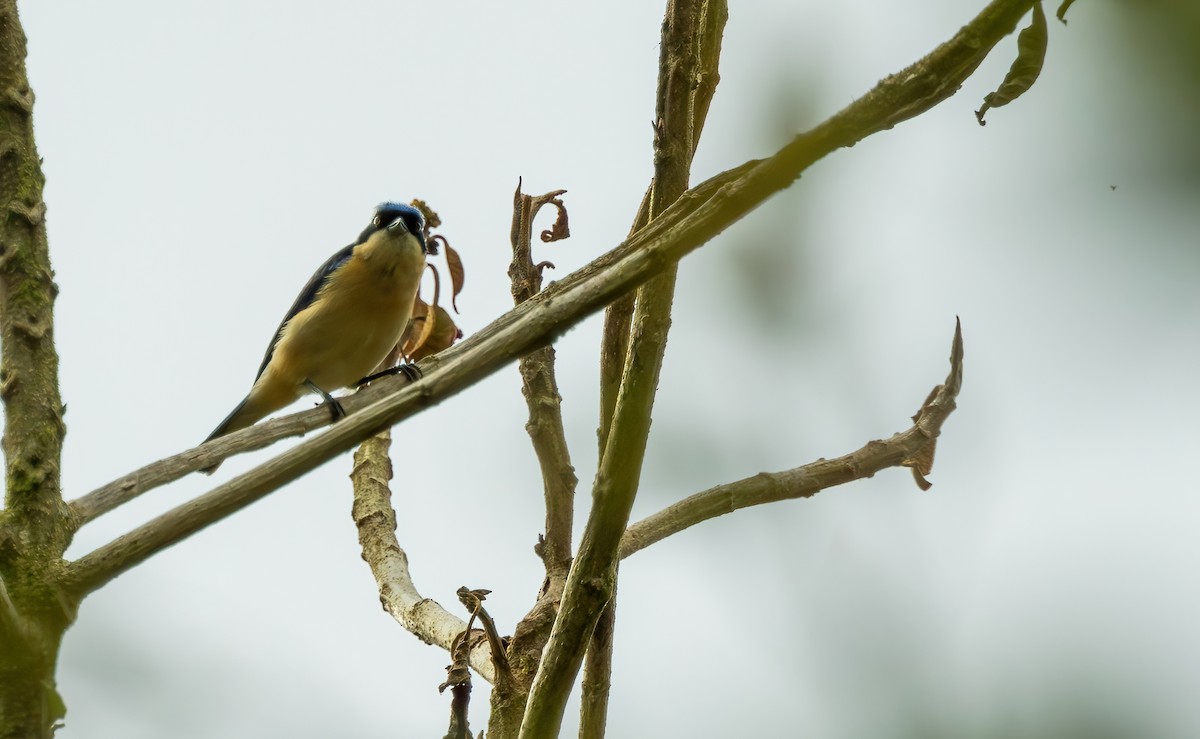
[200,397,249,474]
[206,396,258,444]
[200,394,271,474]
[201,379,301,473]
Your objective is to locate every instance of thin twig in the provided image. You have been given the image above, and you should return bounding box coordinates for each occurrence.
[486,187,583,734]
[620,319,964,559]
[597,187,650,456]
[444,681,471,739]
[509,185,578,586]
[69,376,412,525]
[457,587,511,683]
[441,604,478,739]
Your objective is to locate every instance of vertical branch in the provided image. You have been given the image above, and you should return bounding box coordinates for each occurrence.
[0,3,73,736]
[491,185,579,738]
[597,189,651,455]
[0,0,68,545]
[577,578,617,739]
[599,0,727,457]
[598,0,725,448]
[520,1,710,736]
[689,0,728,155]
[581,2,729,736]
[508,184,577,590]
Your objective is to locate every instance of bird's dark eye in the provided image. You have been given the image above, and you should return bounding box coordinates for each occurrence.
[372,215,382,228]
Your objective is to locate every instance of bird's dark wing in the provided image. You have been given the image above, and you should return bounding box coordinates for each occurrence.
[252,244,356,381]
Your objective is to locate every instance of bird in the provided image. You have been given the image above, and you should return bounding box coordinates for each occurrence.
[202,201,431,469]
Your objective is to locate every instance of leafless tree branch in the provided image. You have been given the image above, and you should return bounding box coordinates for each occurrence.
[350,430,497,684]
[509,186,578,588]
[621,319,964,559]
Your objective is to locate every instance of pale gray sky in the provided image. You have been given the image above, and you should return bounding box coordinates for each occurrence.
[16,1,1199,737]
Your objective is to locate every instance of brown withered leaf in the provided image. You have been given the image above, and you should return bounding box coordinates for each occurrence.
[540,197,570,243]
[408,304,462,361]
[445,243,465,314]
[400,298,435,360]
[438,628,473,694]
[395,198,466,361]
[976,1,1048,125]
[425,261,443,307]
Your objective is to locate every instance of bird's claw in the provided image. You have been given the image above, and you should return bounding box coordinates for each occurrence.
[355,362,422,387]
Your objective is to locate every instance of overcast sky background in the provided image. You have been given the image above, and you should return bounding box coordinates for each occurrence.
[11,1,1199,737]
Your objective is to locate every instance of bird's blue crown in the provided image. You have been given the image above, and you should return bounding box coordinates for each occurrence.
[375,201,424,227]
[368,201,433,254]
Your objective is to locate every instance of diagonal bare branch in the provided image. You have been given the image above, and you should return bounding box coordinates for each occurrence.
[620,319,964,559]
[63,0,1029,600]
[68,376,411,525]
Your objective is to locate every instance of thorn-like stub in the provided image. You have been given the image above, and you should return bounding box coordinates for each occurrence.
[902,317,964,490]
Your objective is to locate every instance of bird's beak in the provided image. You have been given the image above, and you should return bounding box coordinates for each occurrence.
[386,217,408,233]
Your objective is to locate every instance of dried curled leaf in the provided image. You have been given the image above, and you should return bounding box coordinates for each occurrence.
[439,627,473,694]
[397,198,466,360]
[403,303,462,361]
[540,197,570,243]
[976,1,1048,126]
[444,243,465,314]
[1056,0,1076,25]
[400,299,435,359]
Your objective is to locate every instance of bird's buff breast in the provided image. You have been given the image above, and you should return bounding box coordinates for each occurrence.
[271,237,425,391]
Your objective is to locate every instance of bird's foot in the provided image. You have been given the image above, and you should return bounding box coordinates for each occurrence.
[326,397,346,422]
[304,379,346,423]
[355,362,422,387]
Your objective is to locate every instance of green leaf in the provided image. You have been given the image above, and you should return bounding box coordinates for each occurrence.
[1056,0,1077,25]
[976,1,1049,125]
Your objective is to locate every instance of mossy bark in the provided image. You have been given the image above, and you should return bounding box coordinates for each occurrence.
[0,2,74,737]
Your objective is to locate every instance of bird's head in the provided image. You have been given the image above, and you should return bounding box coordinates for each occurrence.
[366,202,432,254]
